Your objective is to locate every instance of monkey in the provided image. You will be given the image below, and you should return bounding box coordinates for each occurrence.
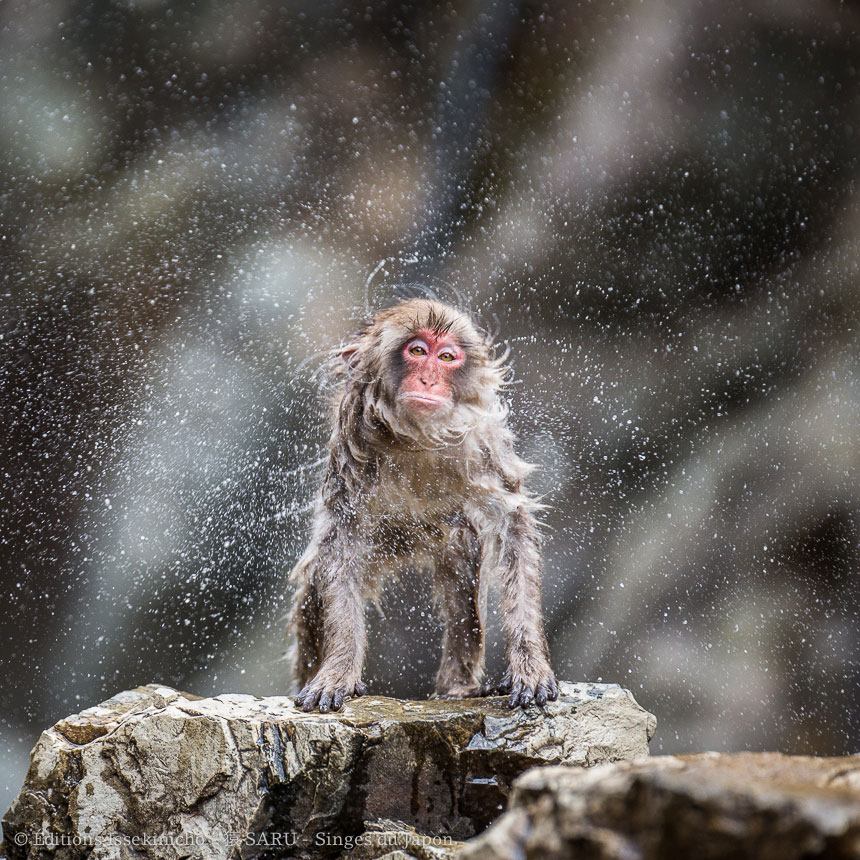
[287,298,558,712]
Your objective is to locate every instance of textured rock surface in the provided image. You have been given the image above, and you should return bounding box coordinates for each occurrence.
[338,819,463,859]
[460,751,860,860]
[1,681,654,859]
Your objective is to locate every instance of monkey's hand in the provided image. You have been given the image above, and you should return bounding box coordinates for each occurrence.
[294,673,367,713]
[498,663,559,709]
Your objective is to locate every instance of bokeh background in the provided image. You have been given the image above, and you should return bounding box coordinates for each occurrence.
[2,0,860,815]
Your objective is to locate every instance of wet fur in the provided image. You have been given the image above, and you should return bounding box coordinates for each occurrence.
[288,298,557,711]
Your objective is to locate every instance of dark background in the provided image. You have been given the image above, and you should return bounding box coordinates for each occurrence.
[2,0,860,814]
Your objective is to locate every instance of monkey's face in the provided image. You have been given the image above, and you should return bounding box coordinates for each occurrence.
[397,328,464,414]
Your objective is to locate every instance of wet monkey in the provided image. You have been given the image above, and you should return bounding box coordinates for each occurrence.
[288,299,557,711]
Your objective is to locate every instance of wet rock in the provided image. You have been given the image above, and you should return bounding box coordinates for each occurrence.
[460,751,860,860]
[336,819,463,859]
[1,681,654,859]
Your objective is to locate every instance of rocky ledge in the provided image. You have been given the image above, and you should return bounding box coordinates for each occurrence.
[462,751,860,860]
[1,681,655,859]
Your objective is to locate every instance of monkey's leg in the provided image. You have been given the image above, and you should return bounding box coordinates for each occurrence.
[496,506,559,708]
[433,523,487,699]
[293,556,368,713]
[288,573,323,691]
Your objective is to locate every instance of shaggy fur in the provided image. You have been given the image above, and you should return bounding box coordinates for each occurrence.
[288,299,557,710]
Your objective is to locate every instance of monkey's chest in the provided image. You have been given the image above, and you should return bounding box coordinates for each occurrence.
[363,453,466,522]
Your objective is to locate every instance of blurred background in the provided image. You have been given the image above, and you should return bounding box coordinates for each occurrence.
[2,0,860,815]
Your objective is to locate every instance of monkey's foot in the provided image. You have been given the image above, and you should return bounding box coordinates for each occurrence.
[499,667,559,708]
[294,677,367,713]
[432,681,494,700]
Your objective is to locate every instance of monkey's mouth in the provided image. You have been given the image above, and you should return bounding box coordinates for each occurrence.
[400,393,448,409]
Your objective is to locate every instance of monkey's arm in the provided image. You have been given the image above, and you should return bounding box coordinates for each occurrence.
[478,498,558,708]
[290,523,368,712]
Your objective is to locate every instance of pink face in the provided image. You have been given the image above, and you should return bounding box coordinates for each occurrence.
[399,329,464,412]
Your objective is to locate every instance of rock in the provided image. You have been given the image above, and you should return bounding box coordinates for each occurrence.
[1,681,654,860]
[337,819,464,859]
[460,751,860,860]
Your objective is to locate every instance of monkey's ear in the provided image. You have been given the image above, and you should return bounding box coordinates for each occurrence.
[337,343,361,369]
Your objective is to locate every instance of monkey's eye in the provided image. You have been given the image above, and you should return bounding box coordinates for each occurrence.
[408,344,427,356]
[439,350,456,362]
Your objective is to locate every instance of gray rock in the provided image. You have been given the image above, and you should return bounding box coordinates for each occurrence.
[336,819,463,859]
[460,751,860,860]
[1,681,654,859]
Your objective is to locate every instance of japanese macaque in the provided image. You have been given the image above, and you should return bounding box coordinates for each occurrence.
[288,298,557,711]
